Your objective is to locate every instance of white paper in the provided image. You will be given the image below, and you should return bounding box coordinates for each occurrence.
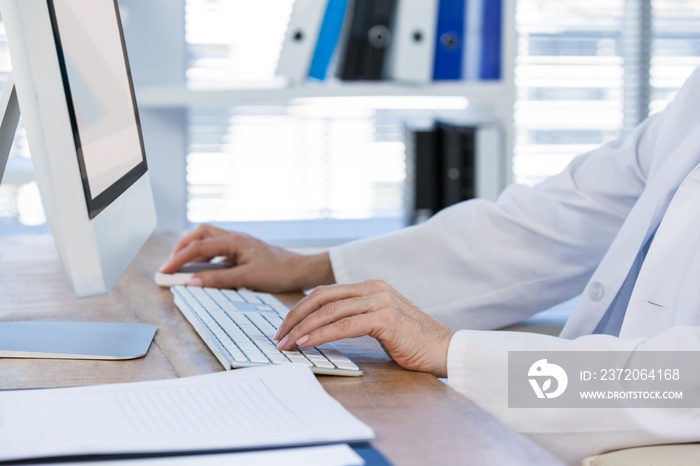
[56,445,364,466]
[0,364,374,462]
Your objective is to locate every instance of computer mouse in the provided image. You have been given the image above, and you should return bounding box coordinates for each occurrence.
[154,262,230,287]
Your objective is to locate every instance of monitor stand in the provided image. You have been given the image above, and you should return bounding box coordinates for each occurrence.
[0,74,157,360]
[0,75,20,186]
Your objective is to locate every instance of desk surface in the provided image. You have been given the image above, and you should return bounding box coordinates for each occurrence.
[0,234,564,466]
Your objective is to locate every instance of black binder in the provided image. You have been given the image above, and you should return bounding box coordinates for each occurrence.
[337,0,397,80]
[438,122,476,207]
[408,122,477,223]
[407,126,442,222]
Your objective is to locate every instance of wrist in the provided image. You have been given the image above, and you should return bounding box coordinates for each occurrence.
[431,327,457,378]
[290,252,335,290]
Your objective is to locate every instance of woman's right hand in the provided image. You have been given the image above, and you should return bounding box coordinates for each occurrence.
[159,224,335,292]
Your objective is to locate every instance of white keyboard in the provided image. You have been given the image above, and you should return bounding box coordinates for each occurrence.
[171,286,362,376]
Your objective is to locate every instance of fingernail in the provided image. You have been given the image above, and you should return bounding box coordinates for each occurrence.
[274,328,281,340]
[296,335,309,347]
[276,335,289,349]
[186,277,203,287]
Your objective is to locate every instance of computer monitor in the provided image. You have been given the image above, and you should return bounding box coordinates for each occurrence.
[1,0,156,296]
[0,0,157,359]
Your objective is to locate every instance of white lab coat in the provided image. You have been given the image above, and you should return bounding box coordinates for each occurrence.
[329,69,700,464]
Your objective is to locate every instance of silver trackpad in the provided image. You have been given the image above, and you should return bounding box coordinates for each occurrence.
[0,321,156,360]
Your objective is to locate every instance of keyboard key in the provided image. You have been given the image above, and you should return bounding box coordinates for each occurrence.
[282,351,314,367]
[257,292,284,306]
[241,347,270,364]
[265,314,285,328]
[307,357,335,369]
[237,289,263,304]
[221,289,246,303]
[298,346,323,357]
[271,304,291,317]
[263,351,290,365]
[247,313,277,338]
[332,360,361,371]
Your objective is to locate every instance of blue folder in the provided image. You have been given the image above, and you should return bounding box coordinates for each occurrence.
[433,0,466,80]
[308,0,350,81]
[480,0,502,80]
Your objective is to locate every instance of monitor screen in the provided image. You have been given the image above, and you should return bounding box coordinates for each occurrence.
[47,0,147,218]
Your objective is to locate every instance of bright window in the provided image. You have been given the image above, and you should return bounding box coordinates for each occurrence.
[514,0,700,185]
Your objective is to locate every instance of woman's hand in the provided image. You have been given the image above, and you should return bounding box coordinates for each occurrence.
[275,280,456,377]
[160,224,335,292]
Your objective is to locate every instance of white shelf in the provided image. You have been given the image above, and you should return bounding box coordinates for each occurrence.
[136,81,509,108]
[129,0,518,232]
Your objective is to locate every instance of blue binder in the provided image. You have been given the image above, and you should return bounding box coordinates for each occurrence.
[479,0,502,80]
[433,0,466,80]
[308,0,350,81]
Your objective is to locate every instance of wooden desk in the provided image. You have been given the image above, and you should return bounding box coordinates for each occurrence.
[0,234,564,466]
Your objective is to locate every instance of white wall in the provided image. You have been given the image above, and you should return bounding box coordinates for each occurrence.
[119,0,188,232]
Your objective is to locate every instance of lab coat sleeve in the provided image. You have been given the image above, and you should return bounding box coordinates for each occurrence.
[329,108,663,330]
[447,327,700,465]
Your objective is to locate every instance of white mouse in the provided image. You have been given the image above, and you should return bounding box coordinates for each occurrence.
[154,262,229,287]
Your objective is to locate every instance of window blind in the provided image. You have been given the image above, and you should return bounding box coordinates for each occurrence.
[514,0,627,185]
[650,0,700,114]
[514,0,700,186]
[187,105,411,243]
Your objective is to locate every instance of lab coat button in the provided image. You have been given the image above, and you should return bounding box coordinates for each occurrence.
[588,282,605,302]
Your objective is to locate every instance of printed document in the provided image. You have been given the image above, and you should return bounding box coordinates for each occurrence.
[57,445,364,466]
[0,364,373,462]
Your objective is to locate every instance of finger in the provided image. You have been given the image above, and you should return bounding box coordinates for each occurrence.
[191,266,250,289]
[278,295,379,348]
[172,224,232,255]
[283,314,378,350]
[172,224,215,255]
[276,281,383,340]
[159,251,204,274]
[160,236,237,273]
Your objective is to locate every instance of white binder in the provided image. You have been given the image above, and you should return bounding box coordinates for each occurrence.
[385,0,439,83]
[276,0,328,83]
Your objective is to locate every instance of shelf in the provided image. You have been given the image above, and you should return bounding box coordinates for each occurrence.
[136,80,509,108]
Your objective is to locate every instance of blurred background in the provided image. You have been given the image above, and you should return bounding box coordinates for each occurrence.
[1,0,699,246]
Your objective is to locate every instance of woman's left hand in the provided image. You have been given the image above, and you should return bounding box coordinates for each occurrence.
[275,280,456,377]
